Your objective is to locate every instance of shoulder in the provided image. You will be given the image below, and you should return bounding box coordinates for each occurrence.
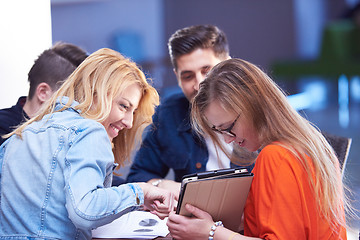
[256,144,299,171]
[159,92,189,109]
[58,110,103,130]
[0,106,21,122]
[153,92,190,124]
[252,144,307,198]
[0,97,25,118]
[37,110,109,147]
[0,98,26,132]
[32,109,104,137]
[259,144,292,157]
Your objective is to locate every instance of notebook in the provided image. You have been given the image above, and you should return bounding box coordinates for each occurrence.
[176,168,253,232]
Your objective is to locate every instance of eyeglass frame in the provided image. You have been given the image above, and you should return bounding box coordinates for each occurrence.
[211,115,240,138]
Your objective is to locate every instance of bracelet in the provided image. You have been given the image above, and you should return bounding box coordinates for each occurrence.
[209,221,223,240]
[228,232,239,240]
[151,179,162,187]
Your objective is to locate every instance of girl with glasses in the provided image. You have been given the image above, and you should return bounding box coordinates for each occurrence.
[167,58,349,240]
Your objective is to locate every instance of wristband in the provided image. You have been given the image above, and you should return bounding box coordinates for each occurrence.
[152,179,162,187]
[209,221,223,240]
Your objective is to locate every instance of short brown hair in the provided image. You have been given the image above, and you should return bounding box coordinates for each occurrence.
[168,25,229,70]
[27,42,88,99]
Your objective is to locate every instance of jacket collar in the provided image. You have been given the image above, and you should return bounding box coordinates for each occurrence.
[55,96,80,113]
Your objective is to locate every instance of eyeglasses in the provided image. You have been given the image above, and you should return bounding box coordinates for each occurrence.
[211,115,240,138]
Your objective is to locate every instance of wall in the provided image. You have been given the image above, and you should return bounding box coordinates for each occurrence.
[51,0,349,92]
[1,0,349,109]
[51,0,300,93]
[51,0,165,88]
[161,0,296,88]
[0,1,52,109]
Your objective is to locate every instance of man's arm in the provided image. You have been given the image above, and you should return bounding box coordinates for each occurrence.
[126,124,182,198]
[126,111,171,183]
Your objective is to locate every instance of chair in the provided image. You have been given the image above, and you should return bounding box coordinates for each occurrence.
[322,132,352,176]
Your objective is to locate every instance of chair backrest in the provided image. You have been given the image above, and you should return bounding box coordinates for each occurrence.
[322,132,352,177]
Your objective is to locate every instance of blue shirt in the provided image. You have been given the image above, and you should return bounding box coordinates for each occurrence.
[0,97,144,240]
[126,93,250,183]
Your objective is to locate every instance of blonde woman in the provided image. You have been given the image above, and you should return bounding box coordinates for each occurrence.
[167,58,348,239]
[0,48,175,239]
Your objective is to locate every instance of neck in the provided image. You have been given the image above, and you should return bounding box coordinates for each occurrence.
[22,97,42,118]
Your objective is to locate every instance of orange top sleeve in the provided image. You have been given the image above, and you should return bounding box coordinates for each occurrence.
[243,144,347,240]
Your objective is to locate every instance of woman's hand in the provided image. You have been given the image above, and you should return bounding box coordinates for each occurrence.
[137,182,176,219]
[167,204,214,240]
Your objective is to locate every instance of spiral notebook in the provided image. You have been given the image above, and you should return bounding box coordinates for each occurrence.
[176,168,253,232]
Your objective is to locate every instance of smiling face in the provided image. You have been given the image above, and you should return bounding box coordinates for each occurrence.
[100,83,142,141]
[204,100,261,152]
[174,48,224,102]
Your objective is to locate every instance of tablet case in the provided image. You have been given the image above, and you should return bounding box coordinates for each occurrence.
[176,168,253,232]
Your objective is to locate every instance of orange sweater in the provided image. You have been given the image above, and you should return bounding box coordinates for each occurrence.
[244,144,347,239]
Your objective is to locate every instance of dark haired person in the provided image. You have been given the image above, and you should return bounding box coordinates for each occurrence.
[126,25,254,197]
[0,42,88,145]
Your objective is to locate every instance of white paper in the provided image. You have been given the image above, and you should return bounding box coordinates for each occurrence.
[92,210,169,239]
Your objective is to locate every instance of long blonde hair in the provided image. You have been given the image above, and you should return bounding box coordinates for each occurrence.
[8,48,159,168]
[192,58,348,229]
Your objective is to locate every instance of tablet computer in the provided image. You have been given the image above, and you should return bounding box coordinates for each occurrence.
[176,168,253,232]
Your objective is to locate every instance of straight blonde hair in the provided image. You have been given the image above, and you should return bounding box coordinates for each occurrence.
[192,58,349,230]
[8,48,159,168]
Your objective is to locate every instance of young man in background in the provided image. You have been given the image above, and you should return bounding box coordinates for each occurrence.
[126,25,255,197]
[0,42,88,145]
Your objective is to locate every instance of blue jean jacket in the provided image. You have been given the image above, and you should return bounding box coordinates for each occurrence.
[126,93,250,183]
[0,97,144,240]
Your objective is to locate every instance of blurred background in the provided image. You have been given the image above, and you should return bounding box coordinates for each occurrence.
[1,0,359,233]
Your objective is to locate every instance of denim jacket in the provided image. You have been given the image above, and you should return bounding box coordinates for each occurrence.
[0,97,144,240]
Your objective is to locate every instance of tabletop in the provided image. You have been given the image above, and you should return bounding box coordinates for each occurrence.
[93,233,172,239]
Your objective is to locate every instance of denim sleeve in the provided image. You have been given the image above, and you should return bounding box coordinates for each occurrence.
[0,143,4,191]
[126,113,170,183]
[63,122,144,230]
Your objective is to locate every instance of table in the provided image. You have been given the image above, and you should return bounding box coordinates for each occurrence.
[93,233,172,239]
